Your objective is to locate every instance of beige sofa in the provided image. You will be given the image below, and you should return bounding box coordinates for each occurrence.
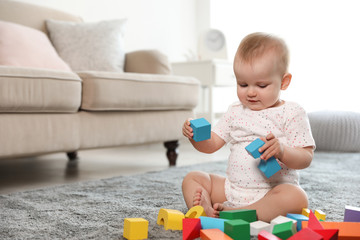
[0,0,199,166]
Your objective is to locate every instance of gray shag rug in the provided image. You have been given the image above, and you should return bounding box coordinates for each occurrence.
[1,152,360,239]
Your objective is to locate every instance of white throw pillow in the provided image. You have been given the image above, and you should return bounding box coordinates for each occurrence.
[46,19,126,72]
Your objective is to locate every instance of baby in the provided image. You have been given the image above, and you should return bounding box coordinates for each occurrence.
[182,32,315,222]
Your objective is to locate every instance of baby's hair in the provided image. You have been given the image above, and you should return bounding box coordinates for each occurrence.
[236,32,289,75]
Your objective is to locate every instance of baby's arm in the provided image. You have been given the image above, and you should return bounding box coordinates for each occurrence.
[182,118,225,154]
[259,133,314,169]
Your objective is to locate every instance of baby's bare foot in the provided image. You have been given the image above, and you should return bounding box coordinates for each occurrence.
[192,187,217,217]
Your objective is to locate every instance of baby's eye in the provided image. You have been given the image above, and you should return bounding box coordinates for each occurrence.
[258,84,268,88]
[239,83,248,87]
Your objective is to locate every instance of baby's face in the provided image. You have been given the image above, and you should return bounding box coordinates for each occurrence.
[234,53,285,111]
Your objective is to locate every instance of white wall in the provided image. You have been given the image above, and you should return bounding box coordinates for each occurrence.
[210,0,360,113]
[18,0,201,62]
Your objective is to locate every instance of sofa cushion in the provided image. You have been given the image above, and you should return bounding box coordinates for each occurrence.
[0,66,81,113]
[77,71,199,111]
[0,20,71,71]
[46,19,126,72]
[125,50,172,75]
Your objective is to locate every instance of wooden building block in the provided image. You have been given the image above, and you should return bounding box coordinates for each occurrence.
[157,208,184,230]
[245,138,265,159]
[183,218,201,240]
[190,118,211,142]
[314,229,339,240]
[302,208,311,218]
[123,218,148,240]
[286,213,309,231]
[272,221,296,239]
[250,221,272,236]
[308,210,324,230]
[287,227,323,240]
[270,215,297,233]
[258,230,281,240]
[185,205,207,218]
[199,216,228,232]
[315,210,327,221]
[200,229,233,240]
[220,209,257,222]
[302,222,360,240]
[224,219,250,240]
[344,205,360,222]
[258,157,281,178]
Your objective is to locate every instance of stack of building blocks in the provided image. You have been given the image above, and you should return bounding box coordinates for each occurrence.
[190,118,211,142]
[123,218,148,240]
[157,208,185,230]
[185,205,207,218]
[124,205,360,239]
[344,205,360,222]
[245,138,281,178]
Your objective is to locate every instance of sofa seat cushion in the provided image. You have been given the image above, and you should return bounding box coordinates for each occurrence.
[0,66,81,113]
[78,71,199,111]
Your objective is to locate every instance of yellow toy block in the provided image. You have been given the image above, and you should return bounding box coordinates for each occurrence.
[185,206,207,218]
[302,208,310,218]
[157,208,184,230]
[123,218,148,240]
[314,210,326,221]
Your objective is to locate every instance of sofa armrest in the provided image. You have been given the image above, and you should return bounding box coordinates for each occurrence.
[124,50,172,75]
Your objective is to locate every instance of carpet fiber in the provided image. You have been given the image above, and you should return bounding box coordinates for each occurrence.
[1,152,360,239]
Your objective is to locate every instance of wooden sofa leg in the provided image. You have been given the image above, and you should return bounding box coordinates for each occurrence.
[164,140,179,166]
[66,151,79,161]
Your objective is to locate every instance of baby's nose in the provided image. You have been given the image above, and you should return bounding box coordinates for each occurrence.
[247,87,257,97]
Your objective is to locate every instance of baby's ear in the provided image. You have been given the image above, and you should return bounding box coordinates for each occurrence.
[281,73,292,90]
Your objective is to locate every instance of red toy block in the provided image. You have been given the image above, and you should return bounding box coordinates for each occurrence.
[314,229,339,240]
[200,229,232,240]
[287,228,323,240]
[308,210,324,230]
[258,230,281,240]
[183,218,201,240]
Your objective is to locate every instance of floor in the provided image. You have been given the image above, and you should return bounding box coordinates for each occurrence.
[0,140,230,195]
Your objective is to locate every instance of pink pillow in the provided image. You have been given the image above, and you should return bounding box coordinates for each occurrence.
[0,20,71,71]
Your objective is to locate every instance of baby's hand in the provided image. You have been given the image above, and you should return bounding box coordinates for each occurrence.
[259,133,284,160]
[182,118,194,140]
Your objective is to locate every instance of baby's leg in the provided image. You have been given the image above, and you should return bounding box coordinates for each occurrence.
[214,184,308,222]
[182,171,226,217]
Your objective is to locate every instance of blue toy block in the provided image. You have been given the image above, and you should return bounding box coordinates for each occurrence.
[190,118,211,142]
[199,216,229,232]
[246,138,281,178]
[258,157,281,178]
[245,138,265,159]
[287,213,309,231]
